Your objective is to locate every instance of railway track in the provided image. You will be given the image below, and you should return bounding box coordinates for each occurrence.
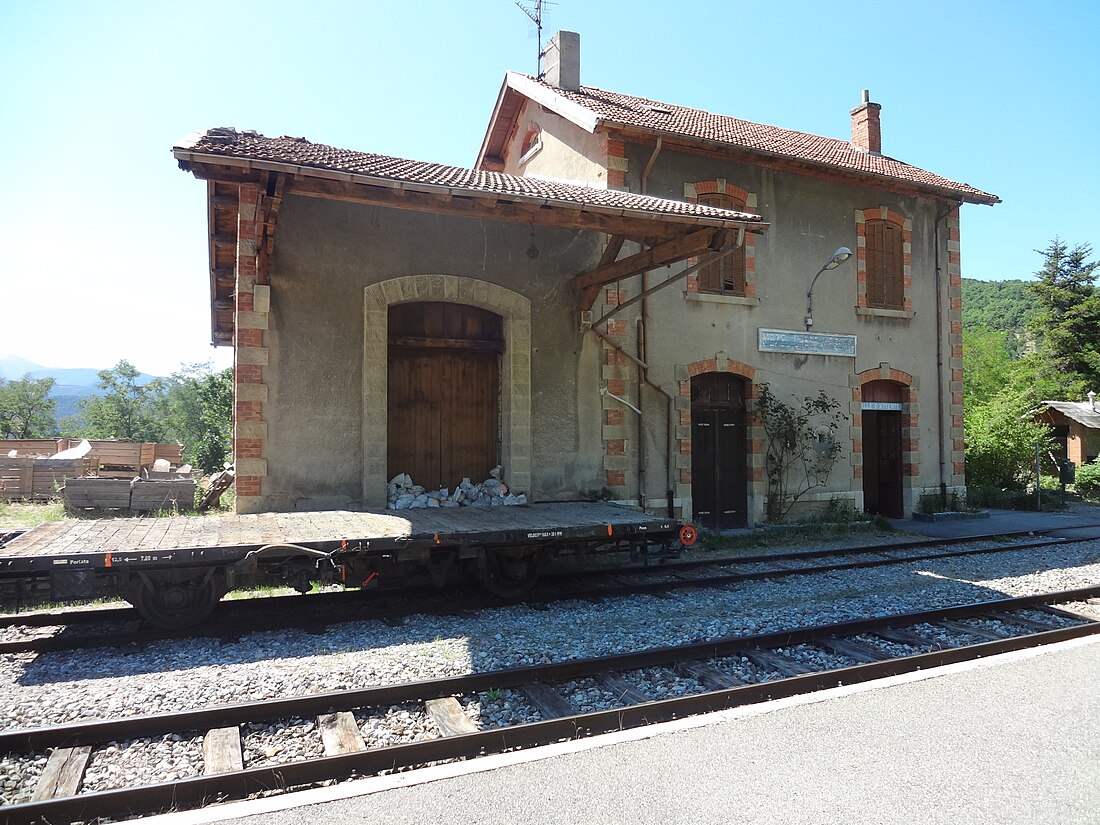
[3,585,1098,823]
[0,527,1092,655]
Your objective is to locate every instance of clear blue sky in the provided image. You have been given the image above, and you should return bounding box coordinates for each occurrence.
[2,0,1097,376]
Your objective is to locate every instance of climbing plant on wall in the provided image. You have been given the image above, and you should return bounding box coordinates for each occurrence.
[754,383,847,522]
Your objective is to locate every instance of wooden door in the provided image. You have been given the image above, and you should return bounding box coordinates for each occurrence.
[690,374,748,529]
[863,410,903,517]
[861,381,904,518]
[387,303,503,490]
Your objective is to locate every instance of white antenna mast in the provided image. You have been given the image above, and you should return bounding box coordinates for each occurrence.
[515,0,556,79]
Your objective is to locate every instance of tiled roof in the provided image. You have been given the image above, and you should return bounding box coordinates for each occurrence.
[519,77,1000,205]
[174,129,764,224]
[1040,401,1100,430]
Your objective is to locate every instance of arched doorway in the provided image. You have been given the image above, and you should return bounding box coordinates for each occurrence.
[862,380,904,517]
[691,373,748,529]
[387,302,503,490]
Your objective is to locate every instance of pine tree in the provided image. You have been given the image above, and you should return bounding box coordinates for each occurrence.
[1026,239,1100,397]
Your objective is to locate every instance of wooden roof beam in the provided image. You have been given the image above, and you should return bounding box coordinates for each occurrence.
[286,175,688,240]
[572,227,725,311]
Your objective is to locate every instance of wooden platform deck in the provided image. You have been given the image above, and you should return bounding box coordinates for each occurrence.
[0,503,675,572]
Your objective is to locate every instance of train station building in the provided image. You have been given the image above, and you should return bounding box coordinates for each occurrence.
[174,31,999,526]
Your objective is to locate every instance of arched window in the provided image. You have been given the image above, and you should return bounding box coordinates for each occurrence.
[696,191,746,296]
[865,218,904,310]
[518,125,542,164]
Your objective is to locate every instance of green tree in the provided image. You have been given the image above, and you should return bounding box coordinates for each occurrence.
[78,360,166,442]
[962,327,1015,408]
[0,374,58,438]
[964,387,1051,491]
[1026,239,1100,395]
[158,364,233,473]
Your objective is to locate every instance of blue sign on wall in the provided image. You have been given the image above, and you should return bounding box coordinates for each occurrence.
[758,328,857,357]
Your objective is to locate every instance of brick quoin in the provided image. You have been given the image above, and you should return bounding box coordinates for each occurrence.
[236,476,261,497]
[236,365,263,384]
[234,439,263,458]
[235,400,262,421]
[605,320,627,337]
[606,378,627,397]
[605,409,625,426]
[236,329,263,348]
[679,468,692,484]
[607,349,627,366]
[606,470,626,487]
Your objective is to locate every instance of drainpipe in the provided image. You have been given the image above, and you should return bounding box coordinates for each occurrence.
[933,201,961,508]
[639,138,663,511]
[590,239,743,516]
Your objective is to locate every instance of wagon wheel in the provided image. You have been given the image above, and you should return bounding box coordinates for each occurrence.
[129,569,225,629]
[475,547,542,599]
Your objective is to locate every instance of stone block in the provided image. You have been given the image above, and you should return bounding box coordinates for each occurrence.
[237,347,269,366]
[236,458,268,477]
[603,455,630,471]
[235,420,267,439]
[252,284,270,313]
[235,383,268,402]
[236,311,268,331]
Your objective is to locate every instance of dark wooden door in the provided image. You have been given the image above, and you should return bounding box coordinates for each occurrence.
[863,410,903,517]
[387,303,503,491]
[691,374,748,529]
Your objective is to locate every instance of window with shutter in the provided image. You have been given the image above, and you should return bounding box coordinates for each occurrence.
[865,218,904,310]
[696,192,747,296]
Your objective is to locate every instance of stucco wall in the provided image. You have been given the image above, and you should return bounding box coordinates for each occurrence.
[261,194,605,511]
[602,142,954,521]
[501,101,608,186]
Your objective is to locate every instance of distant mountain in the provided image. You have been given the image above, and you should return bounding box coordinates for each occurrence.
[0,356,164,426]
[0,355,47,378]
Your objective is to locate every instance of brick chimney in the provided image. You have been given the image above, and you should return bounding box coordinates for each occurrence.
[850,89,882,154]
[544,31,580,91]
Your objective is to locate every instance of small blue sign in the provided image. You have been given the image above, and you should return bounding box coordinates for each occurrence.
[758,328,857,357]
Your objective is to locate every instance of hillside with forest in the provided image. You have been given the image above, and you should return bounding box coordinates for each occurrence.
[961,278,1036,332]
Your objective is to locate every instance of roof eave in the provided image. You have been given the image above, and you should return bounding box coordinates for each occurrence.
[607,123,1001,206]
[172,147,768,234]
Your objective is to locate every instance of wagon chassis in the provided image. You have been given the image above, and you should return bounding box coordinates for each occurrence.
[0,506,682,626]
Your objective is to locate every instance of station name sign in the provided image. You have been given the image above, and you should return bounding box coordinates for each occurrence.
[758,328,857,358]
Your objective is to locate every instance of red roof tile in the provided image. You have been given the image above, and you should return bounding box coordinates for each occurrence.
[515,77,1000,205]
[174,129,765,225]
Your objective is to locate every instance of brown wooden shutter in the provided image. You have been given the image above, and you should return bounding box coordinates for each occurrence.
[697,192,746,296]
[883,222,903,309]
[866,219,903,309]
[866,220,885,308]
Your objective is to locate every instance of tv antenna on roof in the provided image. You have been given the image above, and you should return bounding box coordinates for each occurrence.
[515,0,557,79]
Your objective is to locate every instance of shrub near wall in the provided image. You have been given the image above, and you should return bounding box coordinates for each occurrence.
[1074,461,1100,496]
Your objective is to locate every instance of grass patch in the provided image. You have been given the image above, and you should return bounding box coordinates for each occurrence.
[0,500,67,530]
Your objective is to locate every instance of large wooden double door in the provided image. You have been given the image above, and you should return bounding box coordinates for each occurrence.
[387,302,503,491]
[690,374,748,529]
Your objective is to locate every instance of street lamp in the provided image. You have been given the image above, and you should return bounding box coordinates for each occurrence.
[805,246,853,331]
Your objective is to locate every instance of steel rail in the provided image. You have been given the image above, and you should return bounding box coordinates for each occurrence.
[0,533,1083,655]
[4,590,1098,824]
[3,584,1098,754]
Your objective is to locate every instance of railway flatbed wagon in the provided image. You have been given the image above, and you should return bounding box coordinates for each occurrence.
[0,502,690,628]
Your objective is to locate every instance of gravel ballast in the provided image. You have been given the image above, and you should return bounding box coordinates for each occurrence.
[1,535,1098,804]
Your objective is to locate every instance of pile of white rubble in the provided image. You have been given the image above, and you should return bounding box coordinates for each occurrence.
[387,465,528,510]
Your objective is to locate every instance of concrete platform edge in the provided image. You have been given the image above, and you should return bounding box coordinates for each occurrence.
[141,633,1100,825]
